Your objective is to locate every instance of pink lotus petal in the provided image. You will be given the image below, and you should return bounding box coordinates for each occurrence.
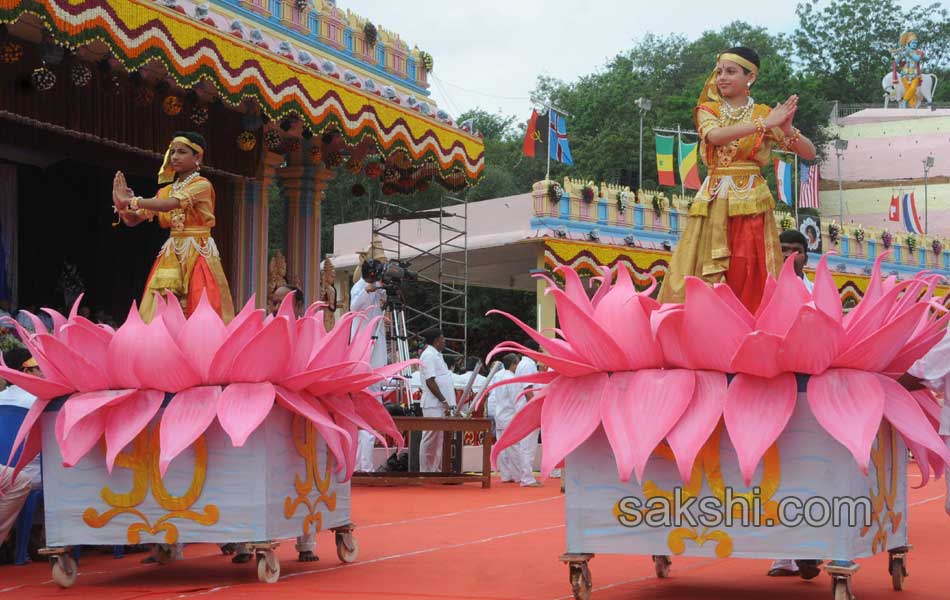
[843,282,912,347]
[55,407,105,467]
[0,363,73,399]
[216,382,276,447]
[208,309,264,383]
[753,275,778,321]
[651,305,691,369]
[226,295,258,335]
[713,283,755,327]
[106,304,148,389]
[18,310,48,336]
[812,254,843,323]
[330,407,360,481]
[228,318,291,382]
[63,389,137,438]
[601,370,694,482]
[5,398,51,468]
[754,257,811,336]
[539,374,608,477]
[474,371,559,411]
[844,251,890,329]
[548,288,628,371]
[346,315,384,365]
[486,309,586,363]
[67,293,84,321]
[307,369,384,397]
[104,390,164,472]
[554,265,593,309]
[58,323,110,375]
[887,327,950,374]
[592,267,663,370]
[8,424,41,481]
[666,371,727,482]
[910,389,942,425]
[879,374,950,468]
[776,305,844,374]
[276,387,350,474]
[159,386,221,475]
[589,265,613,308]
[491,395,544,467]
[807,370,884,474]
[724,373,797,485]
[683,277,751,371]
[42,307,68,337]
[729,331,784,378]
[487,342,596,378]
[351,391,404,450]
[834,304,927,371]
[308,314,362,368]
[133,315,202,392]
[162,292,187,340]
[280,361,363,392]
[38,335,110,392]
[289,317,320,374]
[177,292,228,383]
[325,393,388,464]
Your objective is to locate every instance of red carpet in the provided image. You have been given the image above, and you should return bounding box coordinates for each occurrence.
[2,467,948,600]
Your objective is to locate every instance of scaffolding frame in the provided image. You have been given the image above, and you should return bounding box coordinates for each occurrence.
[370,193,469,364]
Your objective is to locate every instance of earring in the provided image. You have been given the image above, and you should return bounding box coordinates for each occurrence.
[746,81,752,87]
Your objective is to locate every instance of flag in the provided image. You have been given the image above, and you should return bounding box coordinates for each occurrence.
[888,194,900,222]
[522,109,549,158]
[901,191,924,234]
[548,109,573,165]
[799,163,820,208]
[655,134,675,186]
[678,139,702,190]
[774,158,794,206]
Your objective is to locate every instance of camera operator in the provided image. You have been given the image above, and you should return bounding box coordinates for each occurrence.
[419,329,457,472]
[351,259,388,473]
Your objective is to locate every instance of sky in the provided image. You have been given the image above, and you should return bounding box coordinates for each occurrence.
[342,0,930,120]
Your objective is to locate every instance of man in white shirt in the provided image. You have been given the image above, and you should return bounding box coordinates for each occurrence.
[780,229,813,293]
[492,353,540,487]
[418,329,457,472]
[351,260,389,475]
[515,350,540,472]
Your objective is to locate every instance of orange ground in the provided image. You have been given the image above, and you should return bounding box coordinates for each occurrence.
[2,467,948,600]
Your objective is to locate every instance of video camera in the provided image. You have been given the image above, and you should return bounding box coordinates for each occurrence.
[363,259,417,304]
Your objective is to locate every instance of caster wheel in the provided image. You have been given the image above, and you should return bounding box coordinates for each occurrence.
[653,555,672,578]
[154,545,174,565]
[569,562,592,600]
[256,550,280,584]
[336,532,359,563]
[831,578,853,600]
[889,555,907,591]
[51,554,78,589]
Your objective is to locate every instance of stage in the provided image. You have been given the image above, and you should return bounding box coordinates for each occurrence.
[2,465,948,600]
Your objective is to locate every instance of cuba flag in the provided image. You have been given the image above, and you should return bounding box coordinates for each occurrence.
[901,191,924,234]
[773,158,793,206]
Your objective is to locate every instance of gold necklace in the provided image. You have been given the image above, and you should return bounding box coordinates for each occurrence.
[173,171,200,192]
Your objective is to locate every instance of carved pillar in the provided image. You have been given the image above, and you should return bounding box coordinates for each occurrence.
[536,243,556,336]
[232,148,283,309]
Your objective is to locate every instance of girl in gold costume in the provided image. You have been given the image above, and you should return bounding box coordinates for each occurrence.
[657,47,816,312]
[112,132,235,322]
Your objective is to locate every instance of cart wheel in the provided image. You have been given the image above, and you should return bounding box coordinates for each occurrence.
[154,545,174,565]
[569,562,592,600]
[51,554,78,589]
[256,550,280,584]
[889,554,907,591]
[335,531,359,563]
[831,578,854,600]
[652,555,672,578]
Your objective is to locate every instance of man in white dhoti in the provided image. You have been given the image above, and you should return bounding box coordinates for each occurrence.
[515,350,539,473]
[351,260,388,475]
[493,353,540,487]
[418,330,456,472]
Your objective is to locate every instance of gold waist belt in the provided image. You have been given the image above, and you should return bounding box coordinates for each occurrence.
[709,164,761,177]
[170,227,212,238]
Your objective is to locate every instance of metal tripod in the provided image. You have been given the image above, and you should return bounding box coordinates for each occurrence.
[387,302,415,410]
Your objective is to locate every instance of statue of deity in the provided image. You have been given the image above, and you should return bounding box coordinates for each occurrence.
[890,32,926,107]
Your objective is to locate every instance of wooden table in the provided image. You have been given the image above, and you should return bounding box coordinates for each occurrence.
[351,416,493,488]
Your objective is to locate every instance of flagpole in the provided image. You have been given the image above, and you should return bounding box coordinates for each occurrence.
[793,153,799,224]
[677,124,685,198]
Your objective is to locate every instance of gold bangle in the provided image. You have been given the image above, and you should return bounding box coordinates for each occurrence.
[783,127,801,149]
[129,196,141,211]
[753,117,766,136]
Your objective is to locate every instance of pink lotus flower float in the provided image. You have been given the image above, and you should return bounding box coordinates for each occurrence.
[2,292,407,484]
[484,253,950,488]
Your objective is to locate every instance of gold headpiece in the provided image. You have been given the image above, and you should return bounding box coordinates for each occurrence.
[697,52,760,106]
[158,136,205,184]
[899,31,918,47]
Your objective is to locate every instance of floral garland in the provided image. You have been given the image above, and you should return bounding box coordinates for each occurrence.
[616,191,630,214]
[547,182,562,204]
[651,195,663,215]
[581,186,595,204]
[779,213,794,231]
[419,50,434,73]
[852,226,865,243]
[933,239,944,255]
[905,235,918,253]
[828,221,841,245]
[363,22,378,47]
[882,229,893,249]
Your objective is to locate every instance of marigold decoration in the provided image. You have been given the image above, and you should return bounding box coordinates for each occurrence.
[363,22,378,47]
[853,226,866,243]
[189,106,209,126]
[828,221,841,245]
[346,159,363,175]
[283,138,300,152]
[70,62,92,87]
[309,146,322,164]
[905,235,918,253]
[237,131,257,151]
[382,166,399,183]
[932,239,943,255]
[134,86,155,107]
[162,95,183,116]
[446,170,466,188]
[388,150,411,170]
[547,183,562,204]
[581,186,595,204]
[652,195,663,215]
[480,253,950,485]
[882,229,893,249]
[31,66,56,92]
[264,129,283,152]
[2,293,409,482]
[351,183,366,197]
[364,162,383,179]
[779,214,794,231]
[0,40,22,64]
[324,153,343,168]
[419,50,434,73]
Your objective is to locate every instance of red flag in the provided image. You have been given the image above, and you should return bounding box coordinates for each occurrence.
[888,194,900,222]
[522,110,548,158]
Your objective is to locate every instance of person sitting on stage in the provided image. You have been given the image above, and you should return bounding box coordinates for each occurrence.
[657,47,816,312]
[112,131,235,323]
[351,260,388,474]
[779,229,813,292]
[270,285,305,318]
[492,353,541,487]
[419,329,457,472]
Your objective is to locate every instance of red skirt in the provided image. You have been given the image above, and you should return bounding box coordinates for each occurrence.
[726,214,769,313]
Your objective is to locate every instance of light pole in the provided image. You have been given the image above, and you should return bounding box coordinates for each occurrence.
[923,155,934,234]
[834,138,849,223]
[636,97,652,192]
